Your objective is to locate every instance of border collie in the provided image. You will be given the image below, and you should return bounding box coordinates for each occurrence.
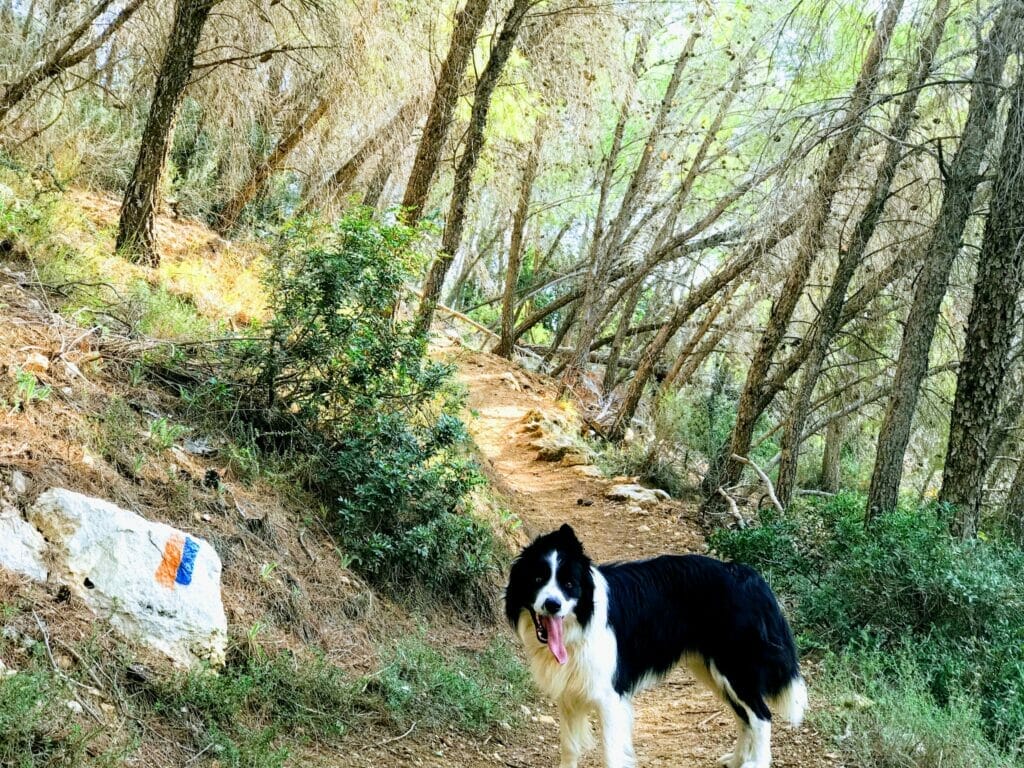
[505,524,806,768]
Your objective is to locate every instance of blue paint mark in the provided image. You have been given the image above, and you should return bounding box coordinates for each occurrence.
[175,537,199,586]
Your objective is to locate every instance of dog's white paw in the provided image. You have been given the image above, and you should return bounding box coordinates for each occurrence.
[718,752,742,768]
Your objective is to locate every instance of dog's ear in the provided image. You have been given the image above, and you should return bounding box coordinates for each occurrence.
[559,522,577,540]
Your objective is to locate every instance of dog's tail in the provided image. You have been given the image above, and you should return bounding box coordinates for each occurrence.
[768,675,808,727]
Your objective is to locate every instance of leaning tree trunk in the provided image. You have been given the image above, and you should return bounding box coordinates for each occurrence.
[495,123,543,358]
[700,0,903,513]
[774,0,950,507]
[414,0,531,336]
[116,0,213,264]
[866,0,1022,520]
[217,90,337,232]
[400,0,490,225]
[940,61,1024,539]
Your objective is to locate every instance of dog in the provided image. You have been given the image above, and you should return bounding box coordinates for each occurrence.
[505,524,806,768]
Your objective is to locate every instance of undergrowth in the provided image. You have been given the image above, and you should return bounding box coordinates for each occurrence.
[712,492,1024,766]
[0,626,528,767]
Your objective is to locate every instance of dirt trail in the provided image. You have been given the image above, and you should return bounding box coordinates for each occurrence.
[447,345,838,768]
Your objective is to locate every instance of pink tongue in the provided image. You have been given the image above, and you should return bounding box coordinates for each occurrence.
[541,615,568,664]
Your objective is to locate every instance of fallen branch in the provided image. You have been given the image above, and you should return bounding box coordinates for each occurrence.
[732,454,784,513]
[716,487,747,528]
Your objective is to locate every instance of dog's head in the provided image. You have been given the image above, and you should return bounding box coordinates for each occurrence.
[504,524,594,665]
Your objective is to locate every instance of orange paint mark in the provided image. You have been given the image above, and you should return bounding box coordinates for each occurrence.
[155,533,185,589]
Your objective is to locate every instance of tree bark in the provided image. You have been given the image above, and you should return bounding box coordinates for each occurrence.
[400,0,491,225]
[866,0,1022,520]
[940,61,1024,538]
[495,123,543,358]
[414,0,531,336]
[116,0,213,264]
[774,0,950,507]
[701,0,904,512]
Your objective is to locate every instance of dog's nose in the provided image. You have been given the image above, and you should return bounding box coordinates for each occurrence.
[542,597,562,615]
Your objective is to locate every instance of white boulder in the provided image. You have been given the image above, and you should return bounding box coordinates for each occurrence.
[0,505,48,581]
[605,483,667,509]
[26,488,227,667]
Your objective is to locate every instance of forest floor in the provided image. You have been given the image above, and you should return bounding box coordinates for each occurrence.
[433,342,841,768]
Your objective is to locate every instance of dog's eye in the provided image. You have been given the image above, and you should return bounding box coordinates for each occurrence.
[564,581,574,589]
[534,575,544,584]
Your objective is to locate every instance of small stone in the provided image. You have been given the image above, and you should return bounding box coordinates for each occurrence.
[537,714,557,726]
[9,471,30,495]
[519,705,532,717]
[21,353,49,374]
[574,465,604,478]
[66,700,83,714]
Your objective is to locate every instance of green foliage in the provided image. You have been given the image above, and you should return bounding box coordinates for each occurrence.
[711,493,1024,757]
[374,633,531,733]
[818,647,1018,768]
[150,650,356,765]
[198,210,500,612]
[11,369,51,411]
[0,647,123,767]
[147,416,187,450]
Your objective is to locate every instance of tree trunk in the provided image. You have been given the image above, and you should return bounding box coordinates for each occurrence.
[558,34,649,394]
[413,0,531,336]
[601,282,644,392]
[819,416,846,493]
[774,0,950,507]
[116,0,213,264]
[303,99,419,215]
[866,0,1021,520]
[940,62,1024,539]
[400,0,490,225]
[611,216,802,440]
[495,123,543,358]
[701,0,903,512]
[1005,455,1024,544]
[218,90,336,232]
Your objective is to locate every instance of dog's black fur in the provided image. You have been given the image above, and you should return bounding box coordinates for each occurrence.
[506,524,802,720]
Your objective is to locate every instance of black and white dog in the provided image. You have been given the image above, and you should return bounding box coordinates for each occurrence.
[505,524,806,768]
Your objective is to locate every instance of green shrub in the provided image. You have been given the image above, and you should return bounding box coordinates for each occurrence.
[186,210,501,612]
[711,493,1024,757]
[818,646,1017,768]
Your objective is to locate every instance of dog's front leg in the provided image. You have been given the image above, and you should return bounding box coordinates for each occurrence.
[557,700,592,768]
[597,695,635,768]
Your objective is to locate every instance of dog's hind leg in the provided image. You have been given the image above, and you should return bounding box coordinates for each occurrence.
[558,699,593,768]
[597,694,635,768]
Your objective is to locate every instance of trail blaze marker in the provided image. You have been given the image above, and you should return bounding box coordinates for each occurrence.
[155,533,199,589]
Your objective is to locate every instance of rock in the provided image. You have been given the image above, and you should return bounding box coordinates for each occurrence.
[574,465,604,479]
[28,488,227,667]
[0,658,13,676]
[0,506,48,581]
[533,435,577,462]
[559,453,590,467]
[652,488,671,501]
[9,470,30,496]
[66,700,83,714]
[605,484,663,508]
[21,353,49,374]
[536,714,557,726]
[499,372,522,391]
